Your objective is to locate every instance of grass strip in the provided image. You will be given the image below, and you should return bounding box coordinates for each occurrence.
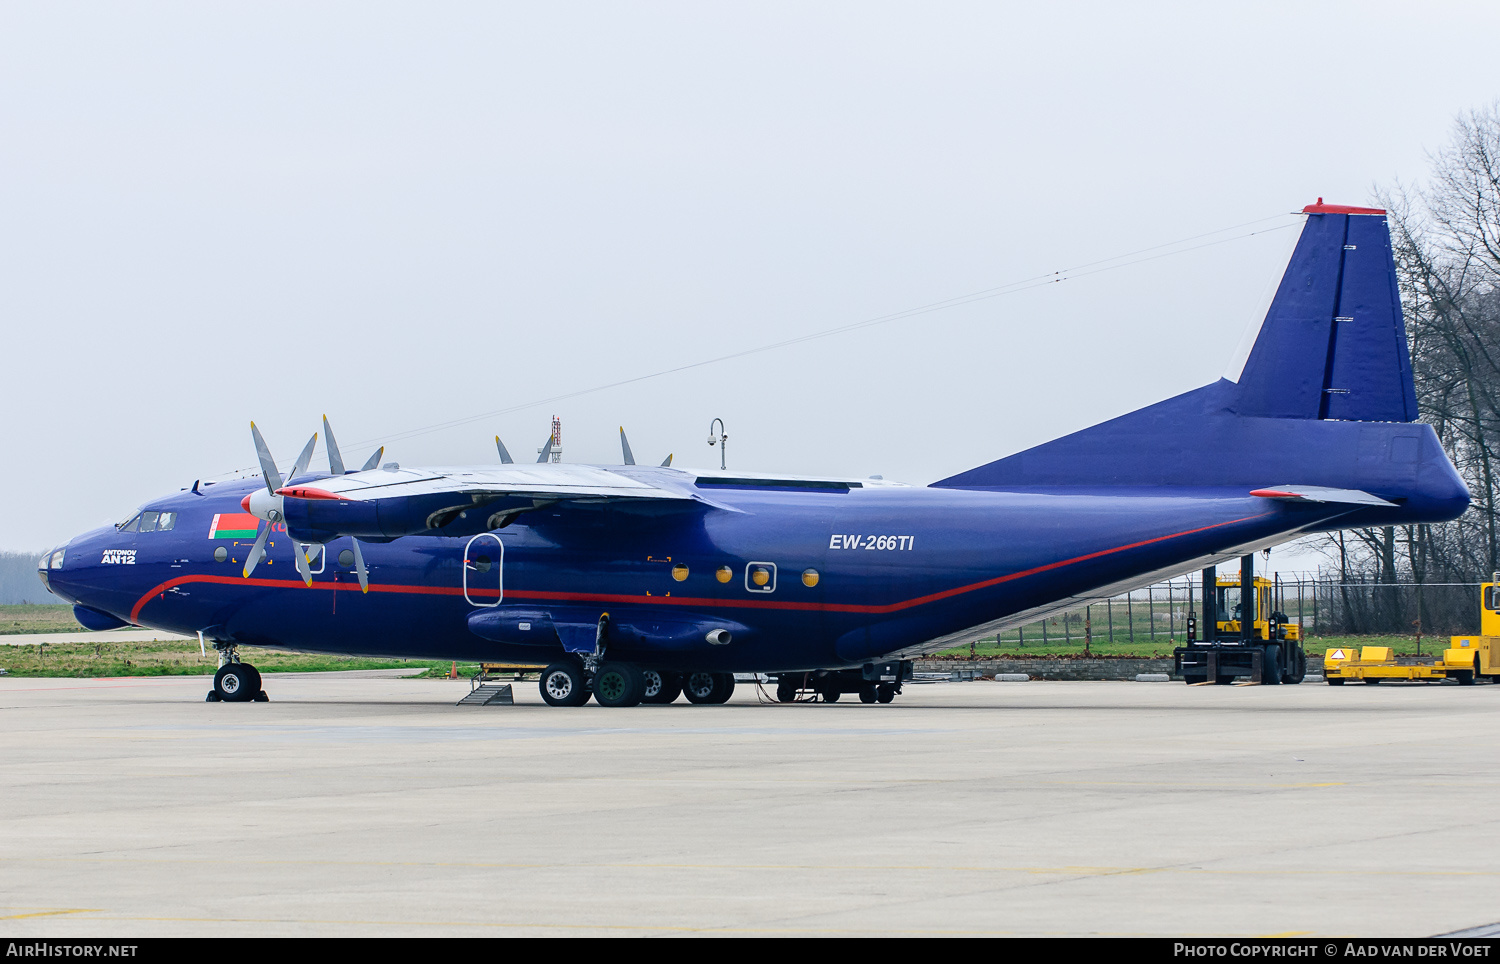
[0,637,486,678]
[0,604,86,635]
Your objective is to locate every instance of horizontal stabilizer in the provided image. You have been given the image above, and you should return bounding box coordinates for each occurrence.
[1249,485,1395,507]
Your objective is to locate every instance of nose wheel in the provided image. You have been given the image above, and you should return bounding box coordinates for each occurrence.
[206,644,268,702]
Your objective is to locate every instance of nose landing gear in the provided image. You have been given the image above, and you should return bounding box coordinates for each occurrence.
[205,643,268,703]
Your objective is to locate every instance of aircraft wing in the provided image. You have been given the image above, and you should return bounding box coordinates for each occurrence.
[278,463,693,504]
[273,463,701,542]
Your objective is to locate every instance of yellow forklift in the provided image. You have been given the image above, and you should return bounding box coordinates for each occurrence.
[1323,577,1500,685]
[1174,554,1306,685]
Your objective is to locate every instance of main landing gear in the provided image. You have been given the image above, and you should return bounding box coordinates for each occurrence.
[537,658,733,707]
[206,643,269,703]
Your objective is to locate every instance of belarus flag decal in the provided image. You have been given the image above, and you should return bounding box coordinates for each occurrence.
[209,513,260,540]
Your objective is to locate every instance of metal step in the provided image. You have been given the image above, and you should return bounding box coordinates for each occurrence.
[457,683,514,706]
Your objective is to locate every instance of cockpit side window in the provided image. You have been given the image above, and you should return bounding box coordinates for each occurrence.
[120,509,177,532]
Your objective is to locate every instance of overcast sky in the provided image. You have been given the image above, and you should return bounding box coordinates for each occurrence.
[3,2,1498,572]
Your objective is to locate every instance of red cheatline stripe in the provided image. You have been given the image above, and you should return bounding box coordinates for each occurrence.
[130,512,1270,624]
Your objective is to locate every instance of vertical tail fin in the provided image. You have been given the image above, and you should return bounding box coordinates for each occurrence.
[934,201,1457,499]
[1229,202,1417,422]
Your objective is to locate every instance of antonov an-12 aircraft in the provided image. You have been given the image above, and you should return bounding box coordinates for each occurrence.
[39,202,1469,706]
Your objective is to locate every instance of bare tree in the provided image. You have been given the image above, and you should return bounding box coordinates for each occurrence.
[1304,105,1500,603]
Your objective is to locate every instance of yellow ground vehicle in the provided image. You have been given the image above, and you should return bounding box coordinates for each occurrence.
[1174,556,1306,685]
[1211,574,1301,645]
[1324,579,1500,685]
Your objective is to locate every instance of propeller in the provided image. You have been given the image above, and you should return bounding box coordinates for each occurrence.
[244,418,382,590]
[325,414,383,473]
[349,538,369,593]
[243,422,315,580]
[322,416,375,591]
[536,433,554,463]
[495,436,513,464]
[620,426,672,467]
[323,415,345,475]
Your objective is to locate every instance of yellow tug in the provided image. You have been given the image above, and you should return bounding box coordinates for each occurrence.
[1324,578,1500,685]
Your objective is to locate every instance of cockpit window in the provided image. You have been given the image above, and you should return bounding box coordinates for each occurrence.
[118,510,177,533]
[50,549,65,569]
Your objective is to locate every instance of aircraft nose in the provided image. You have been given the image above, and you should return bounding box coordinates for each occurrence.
[36,546,62,593]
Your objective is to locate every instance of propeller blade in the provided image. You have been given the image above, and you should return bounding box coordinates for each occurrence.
[323,415,345,475]
[350,539,369,593]
[292,541,313,587]
[250,422,283,492]
[619,427,635,465]
[495,436,513,464]
[361,446,384,472]
[660,453,673,467]
[536,434,553,463]
[288,432,318,482]
[242,525,271,578]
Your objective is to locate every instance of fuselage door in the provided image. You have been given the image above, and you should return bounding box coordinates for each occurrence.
[464,533,503,607]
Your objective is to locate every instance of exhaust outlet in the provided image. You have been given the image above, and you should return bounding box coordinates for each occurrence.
[705,629,732,646]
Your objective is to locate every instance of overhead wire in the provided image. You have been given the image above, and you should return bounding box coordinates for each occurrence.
[227,210,1303,473]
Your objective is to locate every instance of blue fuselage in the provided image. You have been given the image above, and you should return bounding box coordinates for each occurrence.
[41,463,1465,673]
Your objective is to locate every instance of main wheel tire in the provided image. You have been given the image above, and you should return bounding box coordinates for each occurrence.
[539,661,589,707]
[684,671,735,704]
[1261,645,1282,686]
[822,689,841,703]
[593,662,645,706]
[1184,674,1207,685]
[641,670,682,704]
[858,685,877,704]
[876,684,896,704]
[683,671,714,703]
[775,679,798,703]
[213,663,258,702]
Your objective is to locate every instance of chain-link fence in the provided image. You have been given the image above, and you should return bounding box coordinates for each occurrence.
[994,576,1483,647]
